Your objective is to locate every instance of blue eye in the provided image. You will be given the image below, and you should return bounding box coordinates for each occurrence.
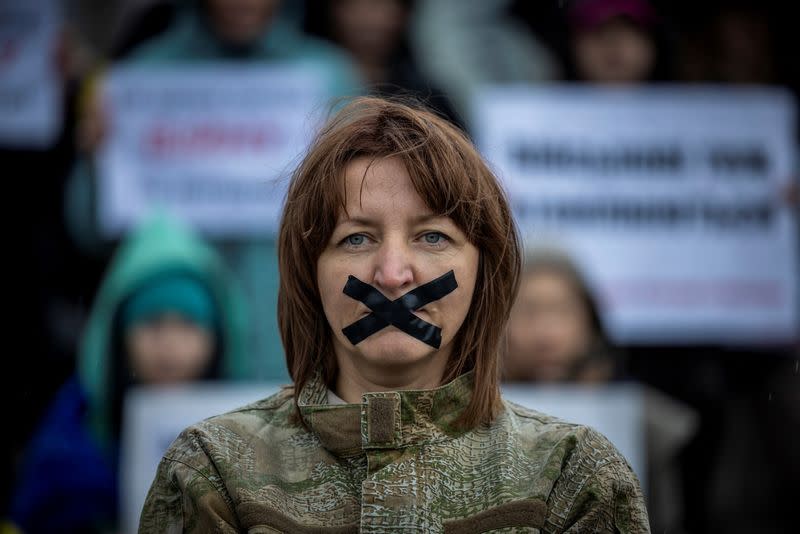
[423,232,444,244]
[345,234,366,246]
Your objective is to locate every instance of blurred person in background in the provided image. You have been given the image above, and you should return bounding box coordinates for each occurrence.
[564,0,670,84]
[649,3,798,531]
[2,0,107,514]
[503,248,698,533]
[66,0,361,383]
[410,0,560,127]
[504,250,621,384]
[303,0,461,126]
[673,0,784,87]
[6,214,247,534]
[670,4,800,518]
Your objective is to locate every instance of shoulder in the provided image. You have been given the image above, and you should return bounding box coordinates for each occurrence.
[10,378,116,529]
[500,400,650,532]
[143,386,298,514]
[213,383,296,421]
[20,377,103,464]
[503,398,638,484]
[503,399,625,460]
[159,386,296,469]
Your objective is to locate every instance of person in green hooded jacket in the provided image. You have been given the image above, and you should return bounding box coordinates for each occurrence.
[8,213,248,533]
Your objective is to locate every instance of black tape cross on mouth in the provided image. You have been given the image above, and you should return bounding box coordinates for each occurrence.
[341,270,458,349]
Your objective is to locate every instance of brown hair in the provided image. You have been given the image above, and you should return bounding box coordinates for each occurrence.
[277,96,521,429]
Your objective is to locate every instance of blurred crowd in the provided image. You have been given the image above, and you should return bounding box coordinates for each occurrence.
[3,0,799,533]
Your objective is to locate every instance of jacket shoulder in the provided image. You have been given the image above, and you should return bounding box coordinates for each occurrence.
[503,399,570,425]
[502,401,649,532]
[503,398,597,440]
[160,385,296,466]
[215,384,296,419]
[503,398,634,474]
[199,384,296,434]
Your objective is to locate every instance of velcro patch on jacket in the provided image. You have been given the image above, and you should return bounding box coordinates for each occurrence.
[367,397,396,444]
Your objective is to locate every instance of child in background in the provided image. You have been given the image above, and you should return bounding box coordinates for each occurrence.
[8,214,247,533]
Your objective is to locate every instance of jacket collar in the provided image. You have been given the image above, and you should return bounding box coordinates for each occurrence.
[298,371,475,457]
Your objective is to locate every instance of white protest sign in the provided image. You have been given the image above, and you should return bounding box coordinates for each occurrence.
[119,383,281,534]
[474,85,799,344]
[0,0,62,147]
[97,65,328,237]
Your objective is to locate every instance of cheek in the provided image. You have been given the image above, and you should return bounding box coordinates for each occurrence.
[442,251,480,333]
[126,331,155,367]
[320,289,350,331]
[317,283,339,329]
[454,281,476,322]
[564,314,593,351]
[179,331,214,364]
[317,259,360,329]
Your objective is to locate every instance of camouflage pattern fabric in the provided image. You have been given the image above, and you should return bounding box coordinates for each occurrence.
[139,372,650,533]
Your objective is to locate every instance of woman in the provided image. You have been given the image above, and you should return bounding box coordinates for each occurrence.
[302,0,462,126]
[140,97,650,532]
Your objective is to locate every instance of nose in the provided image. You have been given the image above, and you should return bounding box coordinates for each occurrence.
[373,239,414,295]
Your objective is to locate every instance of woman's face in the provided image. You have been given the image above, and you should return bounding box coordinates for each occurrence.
[317,157,479,389]
[505,270,592,382]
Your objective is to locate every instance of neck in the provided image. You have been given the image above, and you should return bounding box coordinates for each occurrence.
[334,350,449,403]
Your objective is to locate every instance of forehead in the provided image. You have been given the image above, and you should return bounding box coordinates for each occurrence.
[521,269,580,298]
[338,156,431,218]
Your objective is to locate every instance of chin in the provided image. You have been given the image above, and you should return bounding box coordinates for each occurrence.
[357,330,437,367]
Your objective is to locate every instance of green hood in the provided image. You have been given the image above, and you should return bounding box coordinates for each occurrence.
[78,213,248,444]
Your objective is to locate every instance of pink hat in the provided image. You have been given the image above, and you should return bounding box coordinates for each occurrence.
[568,0,658,31]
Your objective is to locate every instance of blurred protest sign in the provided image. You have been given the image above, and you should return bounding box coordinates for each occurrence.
[474,86,798,344]
[0,0,62,147]
[119,383,281,534]
[120,382,644,533]
[97,65,327,237]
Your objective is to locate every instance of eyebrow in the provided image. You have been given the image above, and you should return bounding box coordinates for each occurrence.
[337,213,447,226]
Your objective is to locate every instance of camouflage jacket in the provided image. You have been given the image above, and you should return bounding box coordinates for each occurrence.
[139,372,650,533]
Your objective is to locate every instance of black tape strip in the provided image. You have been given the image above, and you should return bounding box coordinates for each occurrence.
[341,270,458,349]
[342,277,443,347]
